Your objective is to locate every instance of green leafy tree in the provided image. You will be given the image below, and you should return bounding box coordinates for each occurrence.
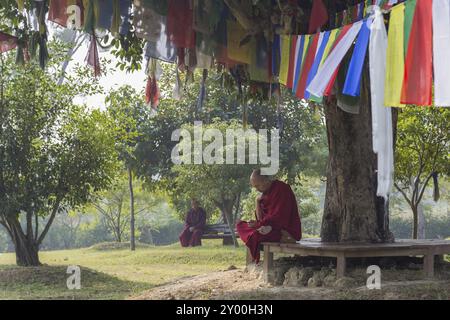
[171,120,269,247]
[394,107,450,239]
[0,45,118,266]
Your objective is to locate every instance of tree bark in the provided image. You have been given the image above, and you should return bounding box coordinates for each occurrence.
[14,235,40,267]
[128,166,136,251]
[412,206,419,240]
[218,199,239,248]
[7,216,41,266]
[417,203,426,239]
[321,70,394,243]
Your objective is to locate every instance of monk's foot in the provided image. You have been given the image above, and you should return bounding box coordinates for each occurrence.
[245,261,263,278]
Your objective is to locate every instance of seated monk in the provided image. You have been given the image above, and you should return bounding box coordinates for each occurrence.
[179,199,206,247]
[236,170,302,263]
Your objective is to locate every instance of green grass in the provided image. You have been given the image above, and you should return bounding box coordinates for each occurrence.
[0,240,246,300]
[1,240,447,300]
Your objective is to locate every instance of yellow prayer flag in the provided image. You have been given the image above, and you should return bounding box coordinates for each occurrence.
[320,29,339,67]
[227,20,252,65]
[279,35,291,85]
[16,0,24,11]
[302,35,310,67]
[385,3,406,108]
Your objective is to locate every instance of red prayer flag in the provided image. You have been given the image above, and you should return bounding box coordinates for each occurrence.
[85,34,101,77]
[401,0,433,106]
[308,0,329,34]
[0,32,17,53]
[296,33,320,99]
[145,76,160,109]
[167,0,195,49]
[286,36,298,89]
[48,0,84,28]
[48,0,68,27]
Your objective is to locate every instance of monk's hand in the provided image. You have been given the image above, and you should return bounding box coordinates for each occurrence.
[257,225,272,235]
[189,227,194,232]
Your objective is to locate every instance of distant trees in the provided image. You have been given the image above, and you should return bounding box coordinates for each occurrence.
[394,107,450,239]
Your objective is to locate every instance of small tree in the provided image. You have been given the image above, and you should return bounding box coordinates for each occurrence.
[93,182,130,243]
[92,174,160,243]
[106,85,150,250]
[0,46,118,266]
[394,107,450,239]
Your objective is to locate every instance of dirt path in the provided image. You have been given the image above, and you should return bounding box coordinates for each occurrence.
[130,266,450,300]
[131,268,335,300]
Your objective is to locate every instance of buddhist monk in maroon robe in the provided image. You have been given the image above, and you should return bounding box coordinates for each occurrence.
[179,199,207,247]
[236,170,302,263]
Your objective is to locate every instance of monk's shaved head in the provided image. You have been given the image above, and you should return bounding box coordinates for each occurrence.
[250,169,272,193]
[191,198,199,209]
[250,169,269,183]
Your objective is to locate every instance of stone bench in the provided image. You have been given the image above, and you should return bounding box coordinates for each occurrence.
[259,239,450,282]
[201,224,237,245]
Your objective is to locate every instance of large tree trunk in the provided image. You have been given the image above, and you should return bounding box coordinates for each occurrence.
[218,199,239,248]
[14,236,40,267]
[321,70,395,243]
[7,217,41,266]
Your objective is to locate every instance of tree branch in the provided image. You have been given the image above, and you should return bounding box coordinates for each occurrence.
[394,183,413,208]
[37,197,62,245]
[26,209,33,242]
[0,218,12,238]
[34,212,39,242]
[416,173,434,206]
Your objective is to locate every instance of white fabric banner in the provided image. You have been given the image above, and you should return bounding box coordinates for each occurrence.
[315,31,325,56]
[293,35,302,71]
[433,0,450,107]
[306,20,363,97]
[369,6,394,199]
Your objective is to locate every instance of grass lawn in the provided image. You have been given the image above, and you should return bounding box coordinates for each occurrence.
[0,240,246,300]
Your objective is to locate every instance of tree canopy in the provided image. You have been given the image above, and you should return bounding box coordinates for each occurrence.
[0,41,119,265]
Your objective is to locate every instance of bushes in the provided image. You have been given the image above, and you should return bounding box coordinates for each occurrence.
[139,221,184,246]
[390,215,450,239]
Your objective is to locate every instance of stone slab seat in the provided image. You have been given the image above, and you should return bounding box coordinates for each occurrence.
[254,239,450,282]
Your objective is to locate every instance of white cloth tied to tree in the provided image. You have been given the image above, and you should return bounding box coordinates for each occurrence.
[369,6,394,200]
[306,20,363,98]
[432,0,450,107]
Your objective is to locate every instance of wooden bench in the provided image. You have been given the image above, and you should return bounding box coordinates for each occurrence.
[259,239,450,282]
[202,224,237,245]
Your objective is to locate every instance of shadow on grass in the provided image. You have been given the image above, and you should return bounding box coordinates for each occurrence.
[0,265,152,300]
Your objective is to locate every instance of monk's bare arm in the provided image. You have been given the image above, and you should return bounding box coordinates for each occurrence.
[255,196,263,221]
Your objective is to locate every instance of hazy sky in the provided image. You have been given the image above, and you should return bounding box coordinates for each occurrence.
[59,28,147,110]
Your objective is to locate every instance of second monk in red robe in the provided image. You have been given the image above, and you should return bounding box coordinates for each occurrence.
[179,199,206,247]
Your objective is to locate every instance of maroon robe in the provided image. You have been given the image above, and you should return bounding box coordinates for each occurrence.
[179,207,206,247]
[236,180,302,263]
